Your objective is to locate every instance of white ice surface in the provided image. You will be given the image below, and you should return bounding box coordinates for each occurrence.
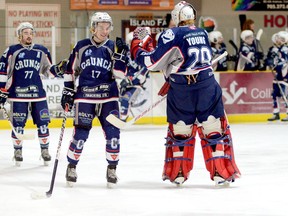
[0,123,287,216]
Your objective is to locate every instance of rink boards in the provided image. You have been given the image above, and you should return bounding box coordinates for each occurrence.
[0,71,282,129]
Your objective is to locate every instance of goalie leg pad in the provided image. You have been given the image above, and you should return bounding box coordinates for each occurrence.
[199,116,241,183]
[162,123,197,184]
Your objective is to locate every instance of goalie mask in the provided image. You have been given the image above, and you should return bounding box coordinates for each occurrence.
[171,1,196,27]
[209,31,223,44]
[90,12,113,32]
[16,22,35,38]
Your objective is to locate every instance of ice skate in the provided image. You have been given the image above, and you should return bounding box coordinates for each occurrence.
[41,148,51,166]
[173,170,185,186]
[267,113,280,121]
[13,149,23,167]
[106,165,118,188]
[66,164,77,187]
[281,115,288,122]
[213,172,230,187]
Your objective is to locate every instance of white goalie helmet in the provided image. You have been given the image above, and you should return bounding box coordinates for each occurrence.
[209,31,223,43]
[171,1,196,27]
[240,30,254,42]
[90,12,113,31]
[16,22,35,38]
[277,31,288,44]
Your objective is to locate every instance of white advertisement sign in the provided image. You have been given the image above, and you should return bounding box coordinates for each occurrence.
[5,4,61,46]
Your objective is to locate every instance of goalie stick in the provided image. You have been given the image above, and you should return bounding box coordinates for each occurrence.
[0,104,35,140]
[107,95,167,129]
[31,105,69,199]
[106,53,227,129]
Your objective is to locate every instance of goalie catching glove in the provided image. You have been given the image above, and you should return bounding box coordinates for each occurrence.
[0,88,9,106]
[61,87,75,111]
[130,27,154,59]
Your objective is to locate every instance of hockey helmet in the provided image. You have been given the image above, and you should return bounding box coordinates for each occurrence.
[171,1,196,27]
[90,12,113,31]
[16,22,35,38]
[209,31,223,43]
[277,31,288,44]
[271,33,278,44]
[240,30,254,42]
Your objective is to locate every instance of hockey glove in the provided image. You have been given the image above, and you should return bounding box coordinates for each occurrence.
[227,55,237,62]
[119,77,132,95]
[53,59,68,78]
[0,88,9,106]
[116,37,129,54]
[61,87,75,111]
[255,52,264,60]
[158,81,170,96]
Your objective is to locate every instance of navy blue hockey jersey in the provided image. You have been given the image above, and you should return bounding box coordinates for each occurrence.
[136,26,213,78]
[0,44,57,102]
[64,37,126,104]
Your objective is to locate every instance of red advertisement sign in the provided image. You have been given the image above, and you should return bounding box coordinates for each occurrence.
[219,72,284,114]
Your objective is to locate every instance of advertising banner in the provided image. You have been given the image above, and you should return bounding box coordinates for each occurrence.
[219,72,283,114]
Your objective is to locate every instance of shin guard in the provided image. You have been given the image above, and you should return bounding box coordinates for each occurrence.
[198,117,241,183]
[162,124,197,183]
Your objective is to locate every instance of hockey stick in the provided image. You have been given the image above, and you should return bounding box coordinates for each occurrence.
[255,28,264,52]
[107,95,167,129]
[274,77,288,107]
[31,105,69,199]
[239,14,247,31]
[229,40,239,71]
[106,54,227,129]
[0,104,35,140]
[229,40,238,54]
[255,29,265,70]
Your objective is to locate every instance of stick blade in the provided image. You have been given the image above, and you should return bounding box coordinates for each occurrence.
[106,114,126,129]
[31,191,49,200]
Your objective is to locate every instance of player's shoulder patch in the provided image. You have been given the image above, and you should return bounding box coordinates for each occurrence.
[161,29,175,44]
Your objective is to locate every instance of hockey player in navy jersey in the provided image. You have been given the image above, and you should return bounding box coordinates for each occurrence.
[236,30,264,71]
[130,1,241,186]
[61,12,126,188]
[209,30,228,71]
[0,22,64,166]
[267,31,288,121]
